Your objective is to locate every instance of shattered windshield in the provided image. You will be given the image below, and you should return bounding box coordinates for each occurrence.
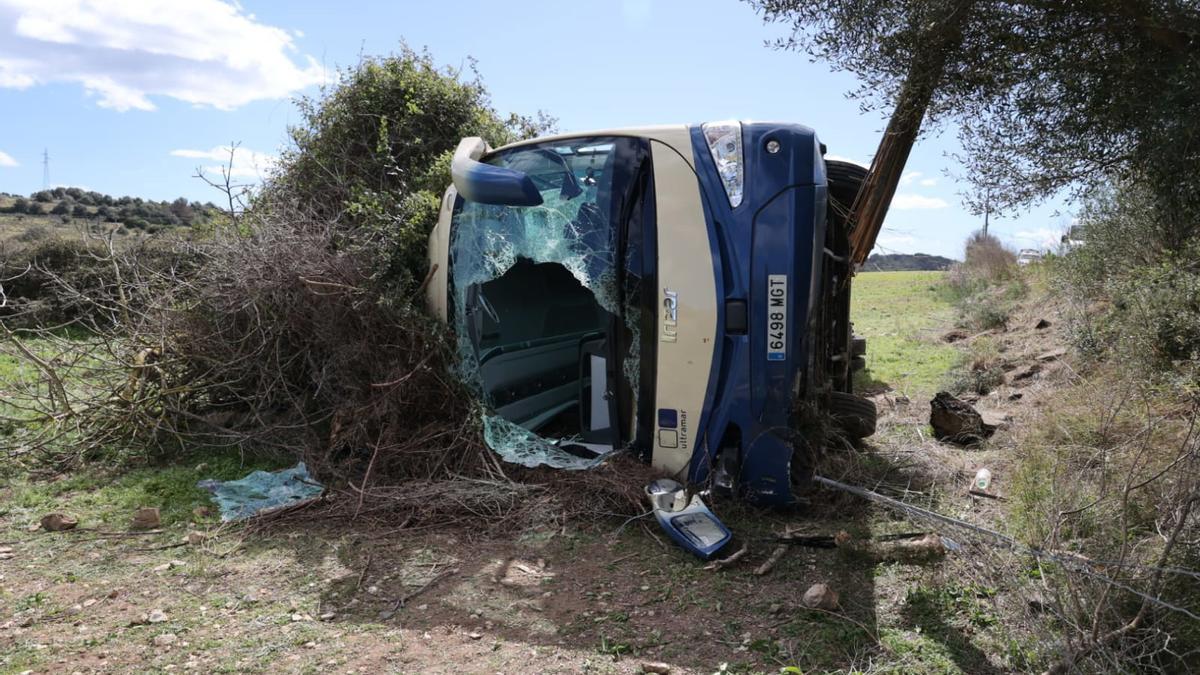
[449,136,649,468]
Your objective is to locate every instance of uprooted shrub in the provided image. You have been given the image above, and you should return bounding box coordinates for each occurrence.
[2,49,627,523]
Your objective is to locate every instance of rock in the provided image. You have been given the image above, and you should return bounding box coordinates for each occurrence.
[186,531,207,545]
[979,410,1011,428]
[1034,318,1052,330]
[153,633,177,647]
[40,513,78,532]
[929,392,996,445]
[942,329,969,343]
[1008,363,1042,383]
[641,663,671,674]
[801,583,839,611]
[1036,347,1068,362]
[131,507,161,530]
[147,609,168,624]
[467,631,483,640]
[1028,593,1051,614]
[318,612,336,621]
[82,598,97,608]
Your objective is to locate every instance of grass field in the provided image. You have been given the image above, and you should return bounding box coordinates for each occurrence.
[852,271,960,397]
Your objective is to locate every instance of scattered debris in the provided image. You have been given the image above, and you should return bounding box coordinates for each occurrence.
[835,530,946,562]
[969,489,1005,501]
[0,546,13,560]
[754,545,789,576]
[801,583,840,611]
[930,392,996,445]
[466,631,483,640]
[1008,363,1042,382]
[1034,318,1052,330]
[776,529,837,548]
[942,329,969,343]
[197,462,324,521]
[153,632,177,647]
[131,507,161,530]
[1036,347,1068,362]
[186,531,207,545]
[39,513,78,532]
[973,468,992,490]
[645,478,732,560]
[192,506,214,520]
[147,609,168,624]
[703,542,749,571]
[640,663,671,674]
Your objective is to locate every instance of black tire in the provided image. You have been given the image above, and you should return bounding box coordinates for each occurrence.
[825,160,869,220]
[829,391,877,439]
[820,159,867,395]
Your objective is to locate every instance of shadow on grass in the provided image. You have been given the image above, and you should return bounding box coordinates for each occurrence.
[899,585,1005,675]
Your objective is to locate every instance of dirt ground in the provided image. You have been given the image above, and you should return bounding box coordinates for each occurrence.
[0,272,1073,674]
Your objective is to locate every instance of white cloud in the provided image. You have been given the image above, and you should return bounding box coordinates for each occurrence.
[919,177,937,187]
[0,150,17,167]
[0,0,324,111]
[171,145,277,179]
[891,193,949,210]
[1012,227,1061,249]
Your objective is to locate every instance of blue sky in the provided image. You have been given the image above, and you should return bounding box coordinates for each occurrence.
[0,0,1072,259]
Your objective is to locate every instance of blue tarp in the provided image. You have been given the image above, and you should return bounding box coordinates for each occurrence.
[197,462,324,522]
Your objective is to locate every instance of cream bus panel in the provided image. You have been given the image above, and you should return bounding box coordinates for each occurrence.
[649,139,717,476]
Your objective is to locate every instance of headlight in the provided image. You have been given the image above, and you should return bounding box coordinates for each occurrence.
[701,120,744,208]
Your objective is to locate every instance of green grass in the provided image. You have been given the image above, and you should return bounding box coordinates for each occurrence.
[852,271,962,396]
[1,450,285,529]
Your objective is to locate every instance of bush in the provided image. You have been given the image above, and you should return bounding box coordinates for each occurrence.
[266,46,553,297]
[15,224,50,243]
[0,236,195,327]
[944,232,1026,330]
[1057,182,1200,372]
[1,49,553,481]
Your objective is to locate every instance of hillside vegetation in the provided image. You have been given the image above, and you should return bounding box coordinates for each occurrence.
[863,252,955,272]
[0,187,222,242]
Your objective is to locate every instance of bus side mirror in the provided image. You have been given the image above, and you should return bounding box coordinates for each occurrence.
[451,137,543,207]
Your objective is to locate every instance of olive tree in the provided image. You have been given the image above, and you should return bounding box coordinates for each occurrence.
[751,0,1200,250]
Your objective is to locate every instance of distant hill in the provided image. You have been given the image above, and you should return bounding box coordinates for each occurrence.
[863,253,956,272]
[0,187,222,234]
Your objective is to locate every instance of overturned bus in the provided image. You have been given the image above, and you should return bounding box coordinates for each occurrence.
[425,122,875,506]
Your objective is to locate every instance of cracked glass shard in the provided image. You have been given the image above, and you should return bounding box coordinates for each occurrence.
[448,137,644,469]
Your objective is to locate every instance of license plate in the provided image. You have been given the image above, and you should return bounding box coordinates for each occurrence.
[766,274,787,361]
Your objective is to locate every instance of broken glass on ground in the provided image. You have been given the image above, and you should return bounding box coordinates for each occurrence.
[197,462,324,521]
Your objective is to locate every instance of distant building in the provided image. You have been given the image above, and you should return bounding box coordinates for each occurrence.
[1017,249,1043,266]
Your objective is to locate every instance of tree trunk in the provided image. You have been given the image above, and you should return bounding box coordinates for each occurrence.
[848,0,976,267]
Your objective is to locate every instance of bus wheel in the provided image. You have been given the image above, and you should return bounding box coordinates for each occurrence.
[829,391,877,439]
